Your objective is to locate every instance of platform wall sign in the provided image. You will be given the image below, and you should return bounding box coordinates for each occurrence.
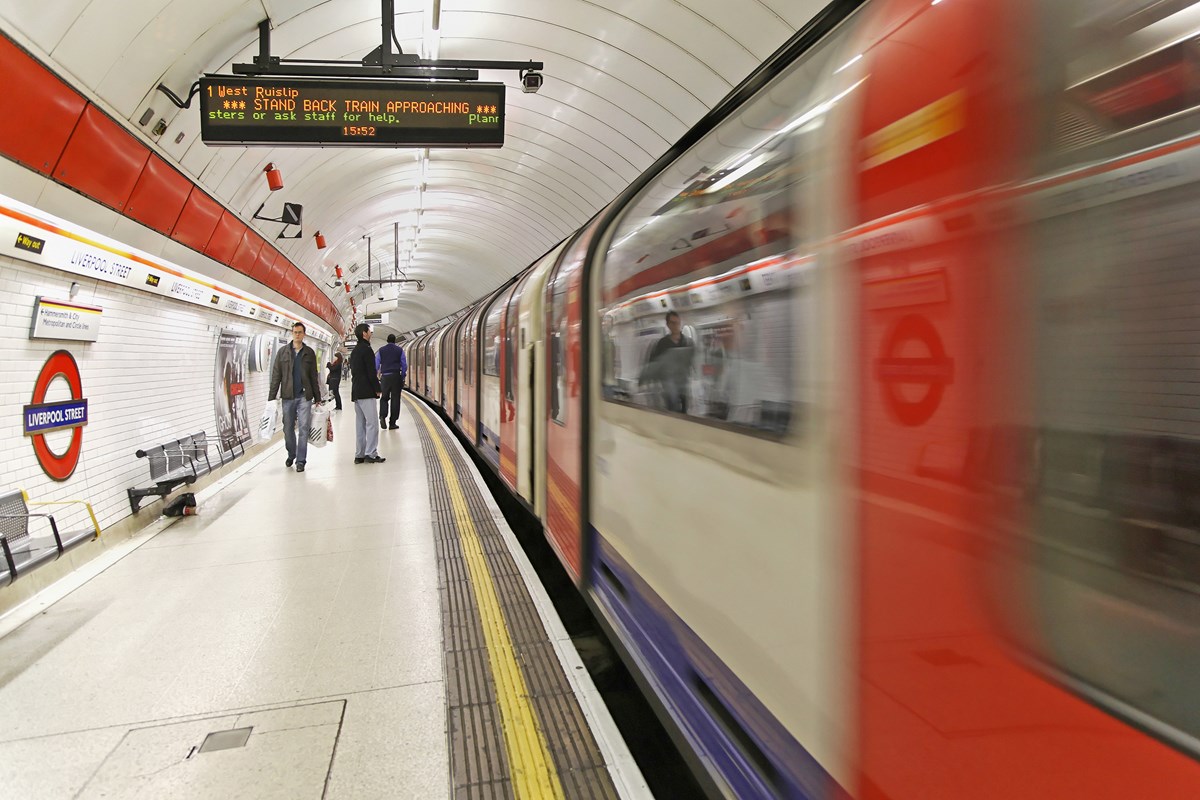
[30,296,102,342]
[199,77,505,147]
[0,192,333,346]
[24,350,87,481]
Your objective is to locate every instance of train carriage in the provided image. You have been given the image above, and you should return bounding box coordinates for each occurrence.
[406,0,1200,795]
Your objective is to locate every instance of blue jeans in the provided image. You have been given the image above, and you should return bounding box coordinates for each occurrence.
[354,398,379,458]
[281,398,312,463]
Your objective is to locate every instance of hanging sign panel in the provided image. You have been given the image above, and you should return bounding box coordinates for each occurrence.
[199,77,505,147]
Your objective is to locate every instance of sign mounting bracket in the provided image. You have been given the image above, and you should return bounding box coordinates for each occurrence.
[235,8,542,81]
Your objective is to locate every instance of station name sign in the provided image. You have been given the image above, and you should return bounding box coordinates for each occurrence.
[199,77,505,147]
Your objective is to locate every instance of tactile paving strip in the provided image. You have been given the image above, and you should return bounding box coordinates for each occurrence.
[407,398,620,800]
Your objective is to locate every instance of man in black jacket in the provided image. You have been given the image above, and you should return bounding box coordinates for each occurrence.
[349,323,386,464]
[268,322,322,472]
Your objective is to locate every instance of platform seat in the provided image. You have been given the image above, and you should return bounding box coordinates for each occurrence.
[127,431,244,513]
[0,489,100,587]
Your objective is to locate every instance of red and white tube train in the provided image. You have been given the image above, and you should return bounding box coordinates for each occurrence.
[405,0,1200,796]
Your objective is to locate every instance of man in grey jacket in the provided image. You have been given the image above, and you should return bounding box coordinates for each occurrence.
[268,322,322,472]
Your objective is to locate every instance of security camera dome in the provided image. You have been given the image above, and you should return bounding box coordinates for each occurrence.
[521,71,543,94]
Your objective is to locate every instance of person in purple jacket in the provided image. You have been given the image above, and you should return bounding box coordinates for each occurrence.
[376,333,408,430]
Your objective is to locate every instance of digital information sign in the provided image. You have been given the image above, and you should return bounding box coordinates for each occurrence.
[199,77,505,147]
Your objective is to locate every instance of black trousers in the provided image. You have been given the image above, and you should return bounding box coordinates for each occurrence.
[328,382,342,409]
[379,373,403,424]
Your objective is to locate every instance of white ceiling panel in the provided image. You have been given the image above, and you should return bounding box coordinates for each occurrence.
[0,0,91,54]
[0,0,818,330]
[764,0,837,31]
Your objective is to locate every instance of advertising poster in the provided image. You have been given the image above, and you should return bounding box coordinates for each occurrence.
[214,330,252,453]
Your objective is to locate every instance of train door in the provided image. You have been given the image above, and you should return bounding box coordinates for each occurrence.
[544,223,600,582]
[424,333,439,402]
[456,309,472,429]
[518,244,566,514]
[845,3,1032,795]
[499,275,529,491]
[439,322,454,413]
[461,304,484,446]
[410,336,420,396]
[417,334,429,396]
[479,288,511,469]
[445,325,454,410]
[427,328,442,403]
[427,334,436,400]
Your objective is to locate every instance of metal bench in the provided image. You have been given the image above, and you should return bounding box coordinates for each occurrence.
[0,489,101,587]
[127,431,244,513]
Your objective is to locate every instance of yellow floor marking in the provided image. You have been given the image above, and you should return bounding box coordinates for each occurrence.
[408,398,566,799]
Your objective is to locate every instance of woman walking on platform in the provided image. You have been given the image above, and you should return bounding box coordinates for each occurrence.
[326,352,344,410]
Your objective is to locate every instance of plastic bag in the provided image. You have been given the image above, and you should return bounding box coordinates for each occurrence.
[308,403,329,448]
[259,401,280,442]
[326,416,334,443]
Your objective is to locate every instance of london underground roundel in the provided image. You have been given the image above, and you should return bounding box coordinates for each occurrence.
[874,314,955,427]
[23,350,88,481]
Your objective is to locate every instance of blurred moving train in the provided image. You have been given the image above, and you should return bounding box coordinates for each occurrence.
[403,0,1200,796]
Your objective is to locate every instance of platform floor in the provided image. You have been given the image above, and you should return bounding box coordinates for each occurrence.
[0,395,646,799]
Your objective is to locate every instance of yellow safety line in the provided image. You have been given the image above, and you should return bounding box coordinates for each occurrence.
[407,397,566,800]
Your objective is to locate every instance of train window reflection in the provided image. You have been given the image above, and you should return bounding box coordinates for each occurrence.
[599,123,807,435]
[549,260,569,426]
[483,299,503,377]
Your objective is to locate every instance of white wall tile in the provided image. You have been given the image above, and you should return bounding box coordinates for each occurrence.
[1,253,282,534]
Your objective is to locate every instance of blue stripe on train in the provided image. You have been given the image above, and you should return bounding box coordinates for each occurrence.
[590,531,839,800]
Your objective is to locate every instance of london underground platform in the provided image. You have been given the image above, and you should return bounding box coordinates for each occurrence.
[0,394,647,799]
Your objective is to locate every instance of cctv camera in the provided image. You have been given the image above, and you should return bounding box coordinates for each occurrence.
[521,70,543,94]
[377,290,385,301]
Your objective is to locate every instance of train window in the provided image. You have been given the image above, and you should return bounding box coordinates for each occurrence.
[1013,0,1200,754]
[483,298,503,377]
[595,30,839,435]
